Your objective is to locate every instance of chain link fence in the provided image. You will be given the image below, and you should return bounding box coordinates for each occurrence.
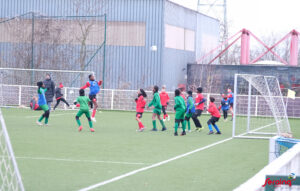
[1,84,300,118]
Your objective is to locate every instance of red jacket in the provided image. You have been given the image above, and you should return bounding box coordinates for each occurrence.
[207,102,221,118]
[180,93,186,101]
[159,91,170,106]
[136,95,146,113]
[195,93,205,110]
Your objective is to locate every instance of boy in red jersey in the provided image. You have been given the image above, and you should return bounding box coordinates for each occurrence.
[159,85,170,121]
[135,89,147,132]
[207,97,221,135]
[179,87,186,101]
[192,87,206,131]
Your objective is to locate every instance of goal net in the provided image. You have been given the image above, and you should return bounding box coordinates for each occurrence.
[0,108,25,190]
[232,74,291,139]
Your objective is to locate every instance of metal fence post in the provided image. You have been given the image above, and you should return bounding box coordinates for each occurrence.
[64,87,67,110]
[255,95,258,116]
[206,93,210,114]
[111,89,114,110]
[18,86,22,106]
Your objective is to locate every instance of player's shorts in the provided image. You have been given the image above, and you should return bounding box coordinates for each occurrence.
[175,110,185,120]
[89,94,97,102]
[76,109,91,118]
[40,104,49,111]
[136,112,143,118]
[175,119,184,123]
[153,108,161,115]
[207,116,220,125]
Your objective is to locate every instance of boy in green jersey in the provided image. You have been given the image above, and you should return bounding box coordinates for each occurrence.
[174,89,187,136]
[74,89,94,132]
[148,85,167,131]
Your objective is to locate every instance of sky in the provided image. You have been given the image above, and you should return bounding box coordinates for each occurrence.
[170,0,300,37]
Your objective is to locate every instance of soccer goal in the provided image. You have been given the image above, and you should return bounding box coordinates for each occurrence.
[232,74,292,139]
[0,108,25,191]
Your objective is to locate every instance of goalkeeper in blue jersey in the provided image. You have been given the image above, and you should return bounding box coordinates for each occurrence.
[80,74,102,122]
[36,81,50,126]
[185,91,196,132]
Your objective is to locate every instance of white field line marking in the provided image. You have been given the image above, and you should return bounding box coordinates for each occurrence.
[78,137,234,191]
[25,112,76,118]
[15,156,147,165]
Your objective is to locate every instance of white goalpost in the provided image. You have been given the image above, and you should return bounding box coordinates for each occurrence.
[232,74,292,139]
[0,71,25,190]
[0,110,25,190]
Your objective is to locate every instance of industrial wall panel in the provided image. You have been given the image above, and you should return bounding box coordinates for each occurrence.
[196,13,220,61]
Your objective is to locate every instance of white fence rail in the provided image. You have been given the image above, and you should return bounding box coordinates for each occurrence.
[1,84,300,117]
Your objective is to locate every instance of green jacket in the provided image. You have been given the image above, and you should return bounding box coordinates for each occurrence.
[148,92,162,109]
[174,96,186,112]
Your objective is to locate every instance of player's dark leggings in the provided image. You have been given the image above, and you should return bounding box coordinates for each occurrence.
[43,110,50,118]
[162,106,167,115]
[191,109,203,128]
[53,98,70,110]
[223,110,228,119]
[207,116,219,125]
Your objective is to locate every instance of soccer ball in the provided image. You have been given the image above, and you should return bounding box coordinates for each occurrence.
[69,90,74,94]
[288,173,296,180]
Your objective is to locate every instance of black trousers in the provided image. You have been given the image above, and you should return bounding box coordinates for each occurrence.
[162,106,167,115]
[191,109,203,128]
[223,110,228,119]
[53,98,70,110]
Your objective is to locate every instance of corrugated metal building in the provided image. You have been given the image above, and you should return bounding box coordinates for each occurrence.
[0,0,219,90]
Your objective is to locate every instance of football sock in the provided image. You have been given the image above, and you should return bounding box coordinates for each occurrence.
[138,122,144,129]
[88,121,93,128]
[92,109,96,118]
[76,119,81,126]
[182,120,186,132]
[159,120,165,128]
[38,115,44,122]
[213,124,220,132]
[208,124,213,131]
[152,120,157,129]
[187,120,191,130]
[45,117,49,124]
[174,122,179,133]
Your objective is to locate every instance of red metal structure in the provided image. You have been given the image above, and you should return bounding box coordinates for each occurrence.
[196,29,300,66]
